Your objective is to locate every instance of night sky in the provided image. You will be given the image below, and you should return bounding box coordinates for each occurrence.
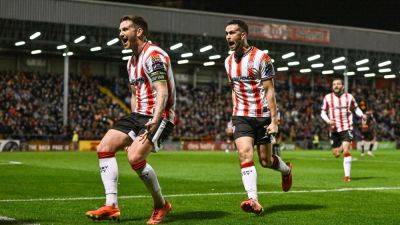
[104,0,400,32]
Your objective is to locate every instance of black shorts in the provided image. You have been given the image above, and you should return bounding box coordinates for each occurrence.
[232,116,272,145]
[112,112,174,146]
[330,130,354,148]
[361,130,374,141]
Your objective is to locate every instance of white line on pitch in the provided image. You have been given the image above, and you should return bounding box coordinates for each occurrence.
[0,161,22,165]
[0,186,399,203]
[0,215,16,221]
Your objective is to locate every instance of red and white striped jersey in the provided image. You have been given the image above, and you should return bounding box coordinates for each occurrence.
[224,46,275,117]
[321,92,358,132]
[127,42,176,123]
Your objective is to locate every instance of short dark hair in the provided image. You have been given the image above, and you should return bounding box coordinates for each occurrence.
[227,19,249,34]
[120,15,148,37]
[332,77,343,84]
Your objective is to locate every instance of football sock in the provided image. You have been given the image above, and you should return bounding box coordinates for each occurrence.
[132,161,165,209]
[241,162,258,200]
[343,152,352,178]
[369,143,374,152]
[271,155,290,175]
[361,144,365,153]
[98,152,118,206]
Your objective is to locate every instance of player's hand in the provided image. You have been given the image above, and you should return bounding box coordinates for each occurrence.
[266,121,278,134]
[328,119,335,126]
[145,118,158,134]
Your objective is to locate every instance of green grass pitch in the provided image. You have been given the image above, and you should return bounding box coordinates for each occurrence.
[0,149,400,225]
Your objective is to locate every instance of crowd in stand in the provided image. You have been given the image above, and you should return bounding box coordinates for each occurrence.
[0,71,125,140]
[1,70,399,143]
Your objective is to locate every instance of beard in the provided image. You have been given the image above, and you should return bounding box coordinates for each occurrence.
[234,41,245,62]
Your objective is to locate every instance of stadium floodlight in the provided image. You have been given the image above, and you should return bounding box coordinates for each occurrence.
[62,52,73,56]
[271,59,275,63]
[357,67,369,71]
[107,38,119,46]
[74,35,86,44]
[282,52,295,59]
[322,70,334,75]
[90,46,101,52]
[277,67,289,71]
[177,59,189,64]
[263,50,269,54]
[122,55,131,61]
[378,60,391,67]
[181,52,193,58]
[332,56,345,64]
[15,41,25,46]
[122,49,133,54]
[203,61,215,66]
[355,58,369,66]
[311,63,324,68]
[57,44,67,50]
[379,68,391,73]
[307,54,320,61]
[364,73,375,77]
[384,74,396,79]
[29,32,41,40]
[170,43,183,50]
[288,61,300,66]
[344,71,355,76]
[333,65,346,70]
[300,68,311,73]
[209,54,221,60]
[200,45,213,52]
[31,49,42,55]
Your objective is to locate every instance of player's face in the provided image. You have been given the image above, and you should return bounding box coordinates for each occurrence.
[332,80,344,94]
[225,24,245,51]
[119,20,138,49]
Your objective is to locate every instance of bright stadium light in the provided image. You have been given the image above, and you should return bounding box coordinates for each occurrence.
[322,70,334,75]
[122,49,133,54]
[307,54,320,61]
[90,46,101,52]
[300,68,311,73]
[178,59,189,64]
[355,58,369,66]
[31,49,42,55]
[271,59,275,63]
[74,35,86,43]
[379,68,391,73]
[357,67,369,71]
[62,52,73,56]
[122,55,131,61]
[288,61,300,66]
[364,73,375,77]
[57,44,67,50]
[200,45,213,52]
[344,71,355,76]
[203,61,215,66]
[15,41,25,46]
[311,63,324,68]
[384,74,396,79]
[209,54,221,60]
[332,56,345,64]
[263,50,269,54]
[378,60,391,67]
[333,65,346,70]
[107,38,119,46]
[277,67,289,71]
[282,52,295,59]
[29,32,41,40]
[170,43,183,50]
[181,52,193,58]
